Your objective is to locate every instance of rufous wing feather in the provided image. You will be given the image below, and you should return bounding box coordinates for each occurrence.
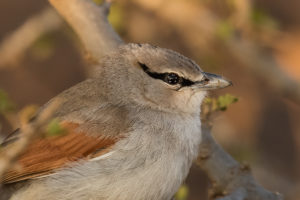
[2,122,119,184]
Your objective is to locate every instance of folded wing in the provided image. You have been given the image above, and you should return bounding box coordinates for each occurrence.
[2,122,119,184]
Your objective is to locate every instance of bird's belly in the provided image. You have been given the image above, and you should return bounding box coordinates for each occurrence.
[92,151,193,200]
[10,116,201,200]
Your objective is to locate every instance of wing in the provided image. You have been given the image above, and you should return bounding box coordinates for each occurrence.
[2,122,120,184]
[1,79,130,184]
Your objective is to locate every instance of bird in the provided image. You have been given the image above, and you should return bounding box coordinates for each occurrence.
[0,43,231,200]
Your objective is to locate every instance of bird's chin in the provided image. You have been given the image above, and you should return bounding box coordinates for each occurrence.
[173,91,207,115]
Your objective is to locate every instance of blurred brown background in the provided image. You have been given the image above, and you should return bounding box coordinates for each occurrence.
[0,0,300,199]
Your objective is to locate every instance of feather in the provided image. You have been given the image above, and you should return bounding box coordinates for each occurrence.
[2,122,119,184]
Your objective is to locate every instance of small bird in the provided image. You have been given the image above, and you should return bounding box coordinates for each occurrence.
[0,43,231,200]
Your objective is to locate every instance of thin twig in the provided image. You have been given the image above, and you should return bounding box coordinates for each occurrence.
[0,7,62,68]
[224,38,300,105]
[47,0,285,199]
[133,0,300,105]
[0,99,61,182]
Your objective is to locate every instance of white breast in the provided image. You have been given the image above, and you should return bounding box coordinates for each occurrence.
[94,112,202,200]
[12,112,202,200]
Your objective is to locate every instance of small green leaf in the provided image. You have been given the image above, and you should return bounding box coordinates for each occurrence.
[204,97,213,104]
[175,185,189,200]
[0,89,15,114]
[251,9,279,30]
[108,3,125,33]
[46,118,66,137]
[92,0,103,5]
[30,33,56,61]
[217,94,238,111]
[216,20,235,40]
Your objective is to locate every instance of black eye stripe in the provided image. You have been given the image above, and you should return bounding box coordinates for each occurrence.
[138,62,165,79]
[138,62,195,87]
[181,77,194,87]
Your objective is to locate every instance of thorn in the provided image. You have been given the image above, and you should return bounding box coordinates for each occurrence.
[240,163,251,171]
[198,148,210,160]
[102,2,111,17]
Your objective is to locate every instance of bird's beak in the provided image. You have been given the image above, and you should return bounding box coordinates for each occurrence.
[194,72,232,90]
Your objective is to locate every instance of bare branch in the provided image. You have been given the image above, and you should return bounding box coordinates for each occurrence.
[0,0,287,199]
[0,7,62,68]
[49,0,123,62]
[46,1,286,199]
[224,38,300,105]
[197,126,283,200]
[133,0,300,105]
[0,100,61,181]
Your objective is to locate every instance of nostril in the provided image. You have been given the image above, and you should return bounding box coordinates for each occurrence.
[200,77,210,85]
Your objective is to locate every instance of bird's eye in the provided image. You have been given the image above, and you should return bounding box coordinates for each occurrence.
[138,62,193,87]
[164,73,181,85]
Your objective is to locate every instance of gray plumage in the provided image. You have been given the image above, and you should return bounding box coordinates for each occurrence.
[1,43,231,200]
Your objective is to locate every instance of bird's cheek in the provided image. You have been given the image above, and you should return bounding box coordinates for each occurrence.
[174,91,206,114]
[143,85,174,109]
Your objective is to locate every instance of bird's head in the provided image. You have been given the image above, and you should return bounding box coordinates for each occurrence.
[96,43,232,114]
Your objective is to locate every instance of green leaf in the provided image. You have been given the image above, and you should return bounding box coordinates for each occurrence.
[217,94,238,111]
[216,20,235,40]
[175,185,189,200]
[30,33,56,61]
[46,118,66,137]
[92,0,103,5]
[108,3,125,33]
[0,89,15,114]
[91,1,124,34]
[251,8,279,30]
